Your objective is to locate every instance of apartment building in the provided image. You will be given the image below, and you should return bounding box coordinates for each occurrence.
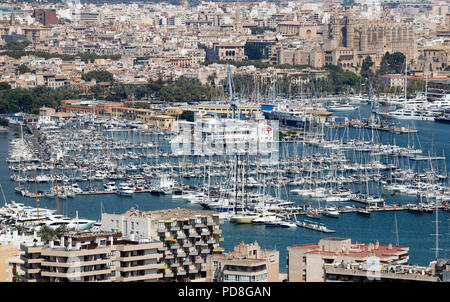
[32,9,58,26]
[0,243,20,282]
[20,231,163,282]
[287,238,410,282]
[101,208,224,282]
[205,241,280,282]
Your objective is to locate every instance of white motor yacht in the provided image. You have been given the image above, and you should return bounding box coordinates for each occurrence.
[104,181,118,191]
[327,102,358,111]
[387,108,435,121]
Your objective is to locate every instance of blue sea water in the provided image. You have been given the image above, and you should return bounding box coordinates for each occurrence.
[1,104,449,273]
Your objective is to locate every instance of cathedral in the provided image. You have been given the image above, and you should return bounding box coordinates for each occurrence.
[323,13,417,73]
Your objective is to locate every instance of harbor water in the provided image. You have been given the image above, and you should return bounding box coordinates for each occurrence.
[1,104,449,273]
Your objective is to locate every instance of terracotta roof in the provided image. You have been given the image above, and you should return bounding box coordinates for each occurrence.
[278,21,301,26]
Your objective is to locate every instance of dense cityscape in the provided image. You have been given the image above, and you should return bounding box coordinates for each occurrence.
[0,0,449,287]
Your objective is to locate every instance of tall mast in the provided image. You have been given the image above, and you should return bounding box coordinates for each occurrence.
[404,54,408,102]
[34,168,39,222]
[227,65,237,119]
[54,160,60,215]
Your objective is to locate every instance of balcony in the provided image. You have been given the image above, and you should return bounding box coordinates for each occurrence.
[183,259,192,266]
[188,232,197,238]
[195,241,206,246]
[158,246,168,252]
[177,233,186,240]
[118,273,163,282]
[165,253,174,260]
[207,239,216,244]
[206,220,215,226]
[213,229,222,235]
[176,270,187,276]
[170,243,180,249]
[164,236,174,242]
[157,227,166,233]
[189,250,198,256]
[200,230,210,236]
[170,226,180,232]
[177,253,187,258]
[189,268,198,274]
[182,225,192,230]
[183,242,192,248]
[194,258,204,264]
[164,270,174,278]
[116,263,162,272]
[194,223,206,228]
[170,262,181,268]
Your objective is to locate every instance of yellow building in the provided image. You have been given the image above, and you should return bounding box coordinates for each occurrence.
[193,104,261,119]
[165,108,184,116]
[148,115,176,129]
[0,243,20,282]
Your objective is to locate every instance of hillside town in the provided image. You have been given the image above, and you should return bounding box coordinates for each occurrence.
[0,0,449,93]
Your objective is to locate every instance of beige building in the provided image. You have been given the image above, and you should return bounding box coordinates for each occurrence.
[277,21,320,39]
[276,47,325,68]
[0,243,20,282]
[20,231,163,282]
[323,14,417,72]
[213,42,246,61]
[101,208,224,282]
[421,45,450,74]
[380,74,407,88]
[287,238,410,282]
[205,241,280,282]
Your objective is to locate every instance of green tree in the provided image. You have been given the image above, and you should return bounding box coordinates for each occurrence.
[82,70,115,83]
[18,64,31,74]
[379,52,405,75]
[0,117,8,127]
[3,40,31,51]
[178,110,195,122]
[342,71,359,86]
[38,225,57,242]
[360,56,374,81]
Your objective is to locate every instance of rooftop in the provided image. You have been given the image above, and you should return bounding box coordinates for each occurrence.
[123,207,219,222]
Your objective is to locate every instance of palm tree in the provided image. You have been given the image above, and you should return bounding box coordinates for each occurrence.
[55,224,73,238]
[391,191,397,205]
[37,225,57,242]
